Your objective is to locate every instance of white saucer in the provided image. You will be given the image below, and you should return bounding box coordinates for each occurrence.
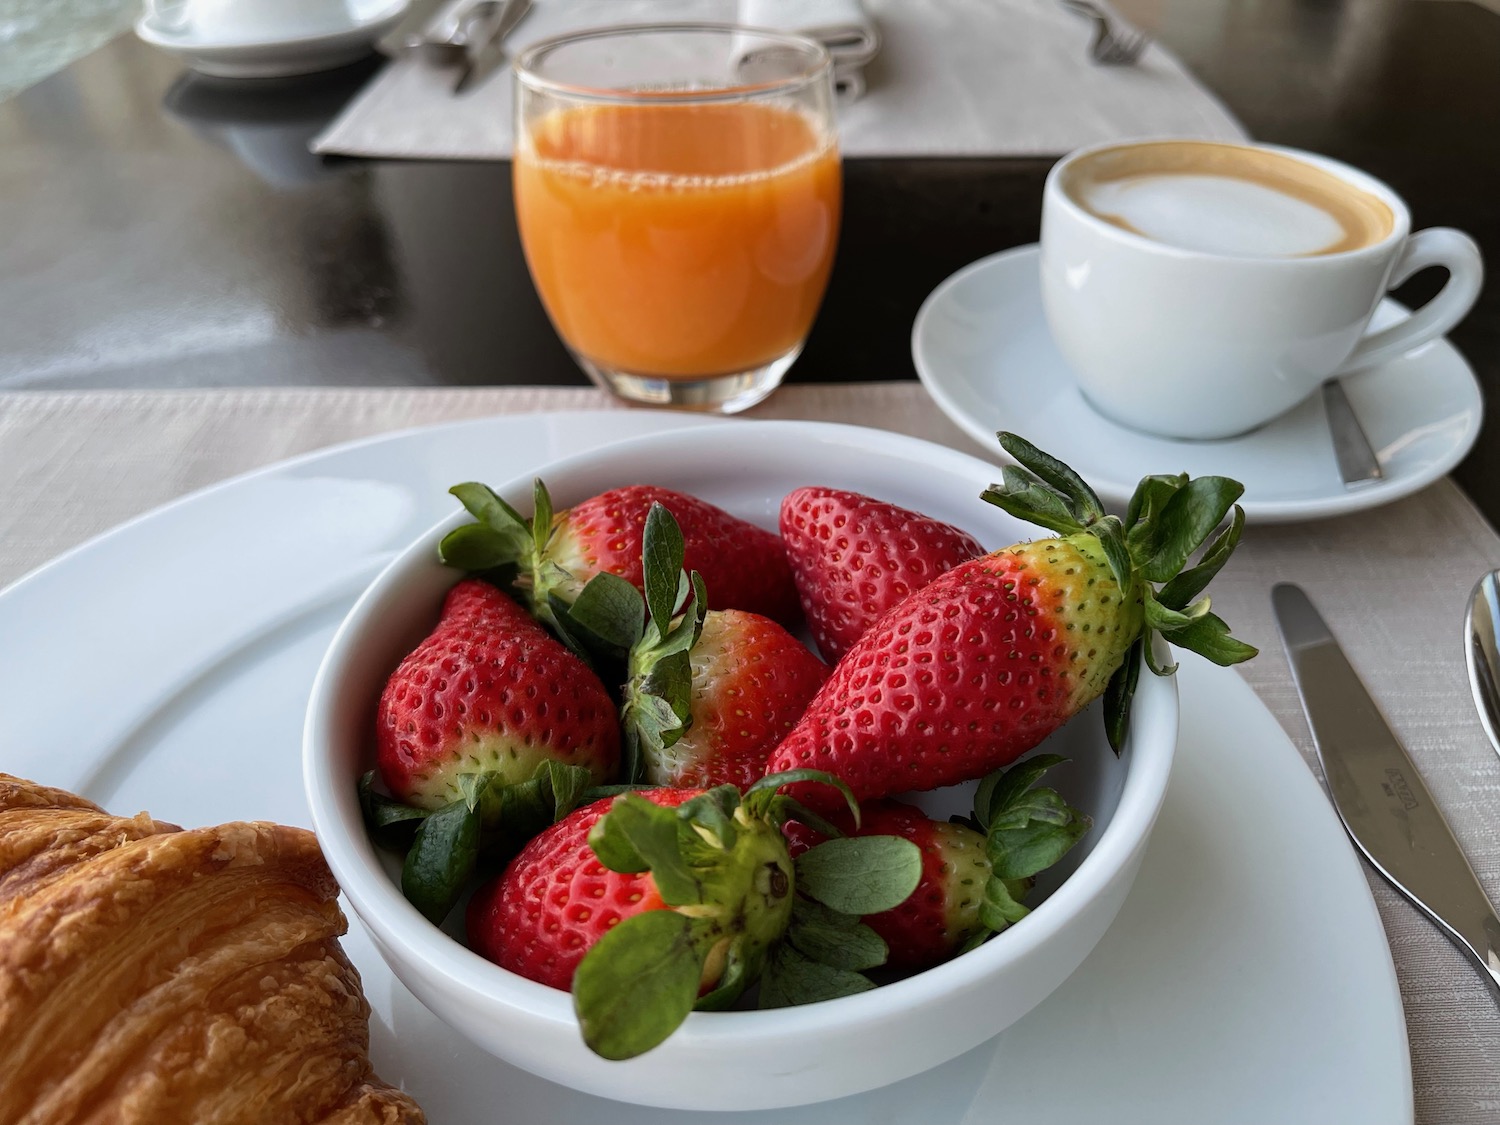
[912,244,1484,523]
[135,1,407,78]
[0,411,1410,1123]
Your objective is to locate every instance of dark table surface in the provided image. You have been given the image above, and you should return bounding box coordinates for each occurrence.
[3,0,1498,519]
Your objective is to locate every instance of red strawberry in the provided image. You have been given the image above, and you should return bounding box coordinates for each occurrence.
[786,802,989,969]
[780,487,983,663]
[376,579,619,809]
[439,479,800,628]
[784,756,1088,971]
[649,609,828,789]
[466,777,923,1059]
[767,433,1256,805]
[468,788,699,991]
[564,502,827,788]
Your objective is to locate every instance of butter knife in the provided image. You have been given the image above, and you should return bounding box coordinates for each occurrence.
[1274,582,1500,999]
[452,0,529,93]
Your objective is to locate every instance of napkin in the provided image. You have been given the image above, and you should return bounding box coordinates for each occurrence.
[739,0,880,98]
[312,0,1247,160]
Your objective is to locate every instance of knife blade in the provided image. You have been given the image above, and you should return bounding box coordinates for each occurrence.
[1274,582,1500,1000]
[453,0,530,94]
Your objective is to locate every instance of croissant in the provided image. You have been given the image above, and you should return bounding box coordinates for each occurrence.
[0,774,425,1125]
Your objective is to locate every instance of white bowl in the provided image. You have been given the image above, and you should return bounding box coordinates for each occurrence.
[303,420,1177,1111]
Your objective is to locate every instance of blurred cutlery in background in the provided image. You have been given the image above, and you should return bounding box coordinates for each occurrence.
[1059,0,1149,65]
[453,0,530,93]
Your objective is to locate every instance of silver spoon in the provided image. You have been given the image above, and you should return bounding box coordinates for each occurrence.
[1465,569,1500,757]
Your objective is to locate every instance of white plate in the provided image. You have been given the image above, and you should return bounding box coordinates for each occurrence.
[0,410,1412,1124]
[135,1,407,78]
[912,244,1484,524]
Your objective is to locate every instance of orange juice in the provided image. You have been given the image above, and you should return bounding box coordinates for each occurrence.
[515,102,841,379]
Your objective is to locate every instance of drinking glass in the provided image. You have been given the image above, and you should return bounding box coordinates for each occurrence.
[514,25,841,413]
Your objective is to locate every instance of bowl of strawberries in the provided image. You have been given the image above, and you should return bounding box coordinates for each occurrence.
[303,419,1253,1111]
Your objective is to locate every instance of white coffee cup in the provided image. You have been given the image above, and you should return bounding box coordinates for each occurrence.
[1039,139,1484,440]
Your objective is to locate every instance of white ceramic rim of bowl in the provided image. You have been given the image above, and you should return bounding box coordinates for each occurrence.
[303,420,1177,1051]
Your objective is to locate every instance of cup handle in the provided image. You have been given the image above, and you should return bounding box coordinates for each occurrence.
[1339,227,1484,373]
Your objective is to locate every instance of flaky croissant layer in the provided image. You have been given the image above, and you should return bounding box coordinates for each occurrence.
[0,774,425,1125]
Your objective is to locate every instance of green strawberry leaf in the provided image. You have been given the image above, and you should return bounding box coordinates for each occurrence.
[1124,473,1187,539]
[759,944,877,1009]
[676,785,741,851]
[973,754,1069,830]
[745,769,861,828]
[652,572,709,662]
[450,481,530,537]
[573,910,711,1060]
[567,571,646,654]
[795,836,922,915]
[1156,505,1245,611]
[456,771,499,812]
[997,431,1106,521]
[1103,641,1143,754]
[358,771,429,847]
[978,874,1030,932]
[1136,476,1244,583]
[437,522,512,571]
[1090,515,1135,594]
[988,784,1079,831]
[542,761,594,822]
[400,797,480,925]
[642,503,686,642]
[1143,635,1180,677]
[531,479,553,559]
[1144,592,1212,633]
[1159,610,1259,667]
[545,591,597,665]
[695,936,764,1011]
[957,928,994,955]
[630,657,692,751]
[981,465,1086,537]
[588,794,704,905]
[987,789,1091,881]
[786,899,888,971]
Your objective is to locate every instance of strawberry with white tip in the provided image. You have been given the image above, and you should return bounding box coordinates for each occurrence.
[467,775,925,1060]
[767,432,1256,804]
[564,503,828,789]
[785,755,1089,970]
[365,578,619,924]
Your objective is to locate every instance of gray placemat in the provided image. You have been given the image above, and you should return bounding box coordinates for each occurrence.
[2,382,1497,1122]
[314,0,1245,160]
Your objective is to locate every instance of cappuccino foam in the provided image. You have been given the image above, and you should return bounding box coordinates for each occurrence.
[1063,142,1394,258]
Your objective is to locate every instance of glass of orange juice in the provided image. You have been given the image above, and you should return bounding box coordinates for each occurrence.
[514,25,841,413]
